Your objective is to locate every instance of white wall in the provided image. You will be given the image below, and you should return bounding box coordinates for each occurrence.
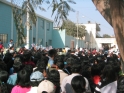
[96,38,118,50]
[80,23,117,50]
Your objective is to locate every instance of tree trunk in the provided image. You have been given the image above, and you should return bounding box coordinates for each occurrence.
[92,0,112,26]
[109,0,124,61]
[92,0,124,61]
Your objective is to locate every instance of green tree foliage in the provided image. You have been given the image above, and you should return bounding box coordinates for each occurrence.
[61,20,86,38]
[102,34,111,38]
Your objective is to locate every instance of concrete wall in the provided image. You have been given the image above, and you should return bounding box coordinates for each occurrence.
[52,29,85,48]
[52,29,65,48]
[96,38,118,50]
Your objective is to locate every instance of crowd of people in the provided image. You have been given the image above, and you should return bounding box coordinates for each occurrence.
[0,39,124,93]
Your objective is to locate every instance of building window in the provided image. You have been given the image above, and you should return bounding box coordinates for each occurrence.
[47,22,50,31]
[33,37,35,43]
[0,34,8,43]
[49,40,52,46]
[41,20,44,29]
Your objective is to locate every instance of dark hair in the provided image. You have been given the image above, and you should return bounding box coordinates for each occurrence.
[48,49,57,57]
[30,81,42,87]
[47,70,60,93]
[71,62,81,73]
[91,64,101,76]
[0,71,9,93]
[42,92,47,93]
[56,62,64,69]
[66,57,76,66]
[23,50,32,62]
[54,55,64,65]
[13,62,22,73]
[34,63,46,73]
[117,75,124,93]
[71,76,86,93]
[37,58,48,69]
[102,65,117,81]
[14,56,22,63]
[0,71,8,83]
[23,65,33,75]
[0,62,7,71]
[16,68,31,87]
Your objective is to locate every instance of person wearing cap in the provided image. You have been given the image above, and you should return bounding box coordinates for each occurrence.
[37,80,56,93]
[27,71,44,93]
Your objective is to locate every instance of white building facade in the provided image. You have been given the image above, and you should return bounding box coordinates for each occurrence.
[80,22,117,50]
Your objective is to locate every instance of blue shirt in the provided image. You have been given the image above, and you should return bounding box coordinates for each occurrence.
[7,73,17,85]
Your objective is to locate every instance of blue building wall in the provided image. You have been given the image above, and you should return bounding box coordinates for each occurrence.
[52,29,85,48]
[0,2,12,46]
[52,29,65,48]
[0,1,53,48]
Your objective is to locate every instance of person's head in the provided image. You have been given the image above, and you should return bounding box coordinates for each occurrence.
[71,76,86,93]
[9,46,14,53]
[102,65,117,81]
[48,49,57,58]
[47,70,60,93]
[0,71,9,93]
[13,62,22,73]
[14,56,22,63]
[13,57,22,73]
[91,64,101,76]
[23,50,32,62]
[16,68,31,87]
[23,65,33,75]
[35,59,47,77]
[30,71,44,87]
[37,58,48,69]
[66,57,75,66]
[0,70,8,83]
[71,62,81,73]
[56,61,64,70]
[0,62,7,71]
[10,39,13,42]
[37,80,56,93]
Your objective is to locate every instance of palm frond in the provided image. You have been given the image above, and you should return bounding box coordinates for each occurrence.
[67,0,76,4]
[39,6,46,11]
[30,0,43,8]
[51,0,75,26]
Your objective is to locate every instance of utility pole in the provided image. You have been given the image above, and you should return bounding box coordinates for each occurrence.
[76,11,79,49]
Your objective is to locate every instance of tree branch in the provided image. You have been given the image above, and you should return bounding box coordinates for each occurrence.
[92,0,112,26]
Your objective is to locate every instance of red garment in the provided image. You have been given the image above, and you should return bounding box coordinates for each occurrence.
[24,61,35,68]
[92,75,101,85]
[0,44,3,49]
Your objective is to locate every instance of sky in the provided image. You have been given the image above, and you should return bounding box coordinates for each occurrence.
[8,0,114,36]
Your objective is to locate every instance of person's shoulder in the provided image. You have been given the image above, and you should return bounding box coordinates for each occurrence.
[59,70,68,76]
[62,75,69,81]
